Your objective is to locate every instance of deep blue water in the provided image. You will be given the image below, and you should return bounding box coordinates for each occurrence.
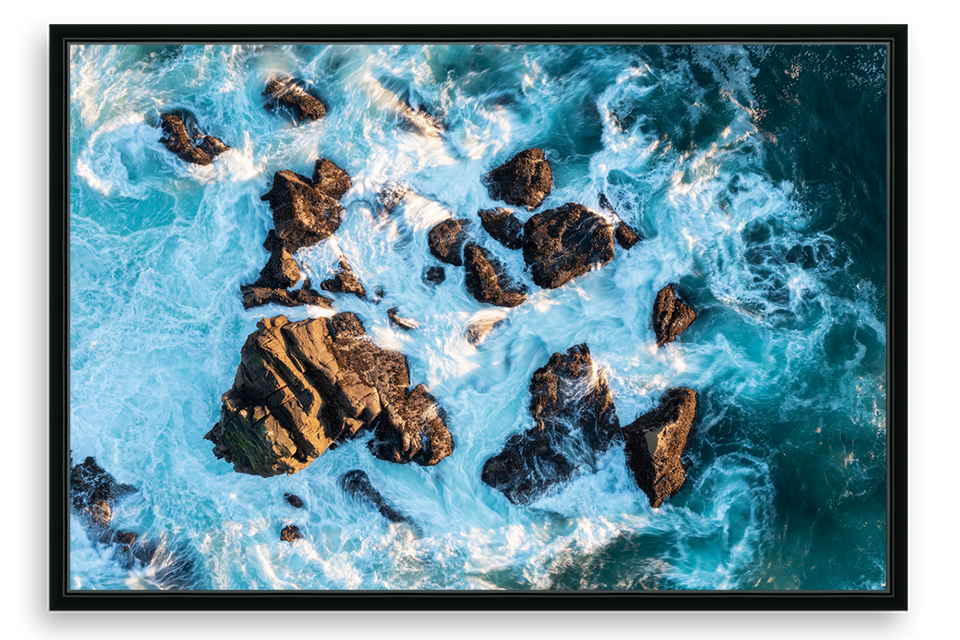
[68,43,887,590]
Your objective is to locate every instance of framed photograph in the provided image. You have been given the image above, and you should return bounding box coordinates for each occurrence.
[50,24,907,610]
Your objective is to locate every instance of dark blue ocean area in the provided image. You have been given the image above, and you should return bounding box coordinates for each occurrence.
[68,43,888,590]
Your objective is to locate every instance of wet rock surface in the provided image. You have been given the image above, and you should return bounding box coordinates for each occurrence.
[479,208,523,250]
[615,222,642,249]
[239,283,333,310]
[263,76,326,123]
[320,259,367,299]
[623,388,698,508]
[260,170,344,252]
[652,284,697,347]
[280,524,303,542]
[159,113,228,165]
[481,344,620,504]
[339,469,415,526]
[463,243,527,308]
[522,203,616,289]
[465,313,506,346]
[205,314,453,477]
[254,231,301,290]
[387,307,419,331]
[70,457,136,529]
[428,218,471,266]
[423,266,445,285]
[485,148,553,210]
[284,493,304,509]
[312,158,352,201]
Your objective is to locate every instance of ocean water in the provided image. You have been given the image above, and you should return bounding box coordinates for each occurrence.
[68,43,888,591]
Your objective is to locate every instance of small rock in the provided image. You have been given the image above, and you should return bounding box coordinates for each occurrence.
[479,208,523,250]
[261,170,344,252]
[70,457,136,529]
[423,266,445,285]
[428,218,470,266]
[522,203,616,289]
[652,284,696,347]
[387,307,419,331]
[158,113,211,166]
[263,76,326,123]
[254,231,301,290]
[239,284,333,310]
[280,525,303,542]
[615,222,642,249]
[320,259,366,298]
[485,148,553,210]
[284,493,304,509]
[463,243,527,308]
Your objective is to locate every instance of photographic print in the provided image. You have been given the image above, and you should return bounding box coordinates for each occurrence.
[53,27,905,606]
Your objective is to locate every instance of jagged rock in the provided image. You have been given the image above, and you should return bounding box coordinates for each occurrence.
[368,384,453,466]
[463,243,527,308]
[159,113,212,165]
[652,284,696,347]
[239,284,332,310]
[377,183,408,216]
[423,266,445,285]
[255,231,301,290]
[522,203,616,289]
[320,259,366,298]
[312,158,352,201]
[615,222,642,249]
[428,218,470,266]
[280,525,303,542]
[284,493,304,509]
[481,345,620,504]
[339,469,415,526]
[70,457,136,529]
[263,76,326,123]
[196,135,230,159]
[387,307,418,331]
[623,388,697,508]
[205,314,453,477]
[485,148,553,210]
[479,208,523,250]
[261,170,344,252]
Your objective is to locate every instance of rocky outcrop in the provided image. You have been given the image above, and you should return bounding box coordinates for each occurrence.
[70,457,136,529]
[320,259,366,299]
[239,283,332,310]
[652,284,696,347]
[387,308,418,331]
[481,345,620,504]
[254,231,301,290]
[260,170,344,252]
[428,218,470,266]
[623,388,697,508]
[284,493,304,508]
[485,149,553,210]
[522,203,616,289]
[263,76,326,123]
[339,469,415,526]
[463,243,527,308]
[479,208,523,250]
[280,524,303,542]
[312,159,352,201]
[423,266,445,285]
[159,113,228,166]
[615,222,642,249]
[205,314,453,477]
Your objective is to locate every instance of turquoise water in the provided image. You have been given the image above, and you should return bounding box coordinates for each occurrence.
[68,43,887,590]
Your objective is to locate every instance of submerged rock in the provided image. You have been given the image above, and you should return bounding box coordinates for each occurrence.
[479,208,523,250]
[377,183,408,216]
[481,344,620,504]
[339,469,415,526]
[261,170,344,252]
[652,284,696,347]
[70,457,136,529]
[160,113,230,165]
[320,259,366,299]
[428,218,470,266]
[485,148,553,210]
[522,203,616,289]
[623,388,698,508]
[312,158,352,201]
[465,312,506,346]
[463,243,527,308]
[423,266,445,285]
[263,76,326,123]
[387,307,419,331]
[205,314,453,477]
[284,493,304,509]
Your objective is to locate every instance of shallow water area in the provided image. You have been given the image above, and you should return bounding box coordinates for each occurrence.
[68,43,888,591]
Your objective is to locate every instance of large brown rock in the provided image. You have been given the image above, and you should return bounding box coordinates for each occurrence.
[479,208,523,250]
[205,314,453,477]
[428,218,470,266]
[312,158,352,201]
[70,457,136,529]
[481,344,620,504]
[260,170,345,252]
[255,231,301,290]
[463,243,527,308]
[485,148,553,210]
[623,388,697,507]
[521,203,616,289]
[263,76,326,123]
[652,284,697,347]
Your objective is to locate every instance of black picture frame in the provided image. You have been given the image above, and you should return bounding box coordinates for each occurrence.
[50,23,908,611]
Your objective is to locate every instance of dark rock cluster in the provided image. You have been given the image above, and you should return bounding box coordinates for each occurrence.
[158,113,229,166]
[263,76,327,123]
[522,203,616,289]
[205,314,453,477]
[485,148,553,210]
